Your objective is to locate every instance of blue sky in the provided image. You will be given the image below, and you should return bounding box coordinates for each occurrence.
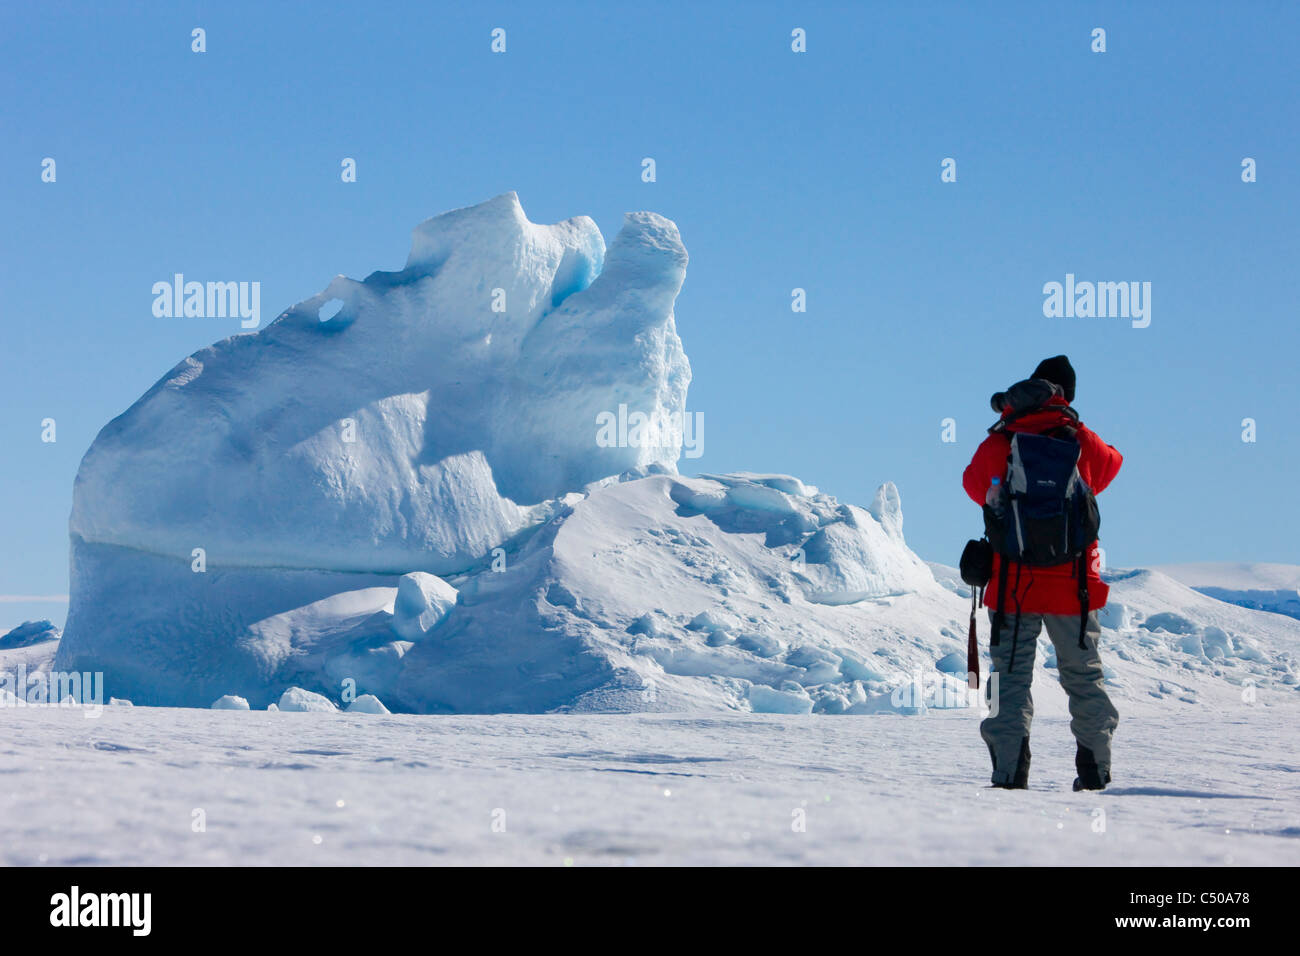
[2,1,1297,631]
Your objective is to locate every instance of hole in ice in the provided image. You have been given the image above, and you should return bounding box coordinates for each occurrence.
[318,298,344,322]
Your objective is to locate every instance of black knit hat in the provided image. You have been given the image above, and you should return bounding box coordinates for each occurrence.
[1031,355,1076,403]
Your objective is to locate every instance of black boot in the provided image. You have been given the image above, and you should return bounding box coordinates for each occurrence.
[992,736,1031,789]
[1072,744,1111,791]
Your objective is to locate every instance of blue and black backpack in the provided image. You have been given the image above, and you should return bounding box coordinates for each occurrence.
[960,378,1101,684]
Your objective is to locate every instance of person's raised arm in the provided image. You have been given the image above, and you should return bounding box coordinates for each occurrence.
[1077,424,1123,494]
[963,435,1006,505]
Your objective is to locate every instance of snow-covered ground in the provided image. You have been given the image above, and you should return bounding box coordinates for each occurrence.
[2,701,1296,866]
[7,539,1299,864]
[9,550,1297,865]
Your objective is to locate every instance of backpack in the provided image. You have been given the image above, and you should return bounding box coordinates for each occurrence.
[983,429,1100,568]
[961,378,1101,685]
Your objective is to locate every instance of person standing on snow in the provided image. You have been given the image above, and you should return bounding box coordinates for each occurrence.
[962,355,1123,791]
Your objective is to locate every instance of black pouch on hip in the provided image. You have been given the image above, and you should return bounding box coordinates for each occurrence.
[959,537,993,588]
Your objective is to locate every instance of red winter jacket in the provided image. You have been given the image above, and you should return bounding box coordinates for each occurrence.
[962,396,1123,615]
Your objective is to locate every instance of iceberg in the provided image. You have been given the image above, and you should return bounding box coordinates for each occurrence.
[57,193,952,712]
[0,620,61,649]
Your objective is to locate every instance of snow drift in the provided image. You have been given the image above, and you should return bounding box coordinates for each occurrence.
[1158,563,1300,621]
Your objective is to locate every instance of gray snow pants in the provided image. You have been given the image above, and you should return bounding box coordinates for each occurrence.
[980,609,1119,786]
